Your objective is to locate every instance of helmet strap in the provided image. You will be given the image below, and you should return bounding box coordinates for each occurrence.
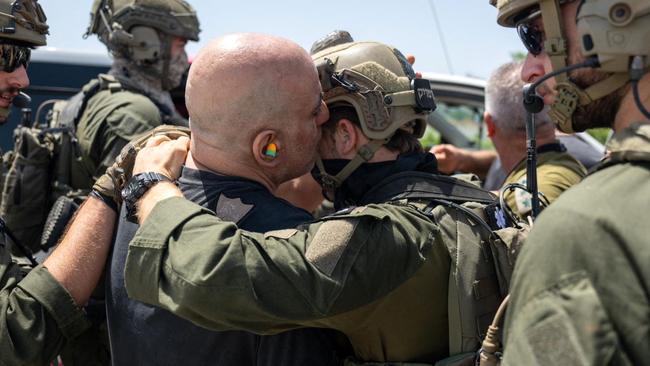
[550,72,629,132]
[316,138,388,200]
[540,0,569,83]
[159,34,174,90]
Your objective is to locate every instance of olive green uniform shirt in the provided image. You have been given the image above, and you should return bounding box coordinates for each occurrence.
[0,232,89,366]
[71,76,163,190]
[502,145,586,219]
[502,123,650,365]
[123,196,497,363]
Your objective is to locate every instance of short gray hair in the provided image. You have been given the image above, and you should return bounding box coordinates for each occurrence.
[484,61,552,133]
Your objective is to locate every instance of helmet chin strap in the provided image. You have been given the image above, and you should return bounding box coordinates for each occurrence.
[539,0,569,83]
[551,72,629,132]
[315,138,388,201]
[537,0,631,132]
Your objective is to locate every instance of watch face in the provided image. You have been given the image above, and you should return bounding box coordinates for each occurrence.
[121,185,132,200]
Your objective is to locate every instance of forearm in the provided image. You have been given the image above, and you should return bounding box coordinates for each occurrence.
[126,198,431,332]
[458,150,497,178]
[43,196,116,306]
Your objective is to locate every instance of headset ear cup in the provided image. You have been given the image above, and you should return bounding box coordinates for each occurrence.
[129,26,163,62]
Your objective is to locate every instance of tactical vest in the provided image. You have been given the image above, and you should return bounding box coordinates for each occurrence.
[0,75,139,252]
[349,171,528,366]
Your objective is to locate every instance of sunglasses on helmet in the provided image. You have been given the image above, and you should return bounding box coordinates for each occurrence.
[516,21,544,56]
[0,44,31,73]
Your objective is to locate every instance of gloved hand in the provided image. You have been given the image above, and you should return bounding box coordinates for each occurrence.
[91,125,191,210]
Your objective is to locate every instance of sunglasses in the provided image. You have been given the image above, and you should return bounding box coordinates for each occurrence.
[516,21,544,56]
[0,44,31,73]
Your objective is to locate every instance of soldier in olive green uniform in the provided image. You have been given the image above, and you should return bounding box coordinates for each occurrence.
[64,0,199,192]
[488,0,650,364]
[120,40,525,365]
[0,3,125,365]
[502,148,585,217]
[44,5,198,364]
[483,61,586,219]
[0,2,89,365]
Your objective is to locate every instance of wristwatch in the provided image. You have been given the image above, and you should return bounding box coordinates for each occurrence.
[121,172,172,223]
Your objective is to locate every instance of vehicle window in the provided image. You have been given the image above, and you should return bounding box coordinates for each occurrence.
[421,101,492,150]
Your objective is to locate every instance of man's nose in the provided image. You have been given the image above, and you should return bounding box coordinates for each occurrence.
[7,65,30,89]
[521,52,546,84]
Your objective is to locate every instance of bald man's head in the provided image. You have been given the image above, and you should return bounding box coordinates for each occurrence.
[187,33,320,152]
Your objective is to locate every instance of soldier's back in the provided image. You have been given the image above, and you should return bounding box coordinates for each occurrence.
[71,76,162,189]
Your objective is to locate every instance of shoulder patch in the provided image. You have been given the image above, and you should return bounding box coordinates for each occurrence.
[264,229,298,239]
[305,218,358,276]
[514,177,532,214]
[215,194,254,224]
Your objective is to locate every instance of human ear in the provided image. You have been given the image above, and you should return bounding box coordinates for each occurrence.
[252,130,281,167]
[484,112,497,138]
[335,119,359,158]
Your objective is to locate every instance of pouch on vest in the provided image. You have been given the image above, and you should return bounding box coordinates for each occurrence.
[0,126,55,253]
[0,78,110,253]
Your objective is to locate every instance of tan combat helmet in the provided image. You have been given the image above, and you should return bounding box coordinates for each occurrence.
[0,0,48,47]
[0,0,48,120]
[490,0,650,133]
[86,0,200,89]
[310,30,354,55]
[312,41,436,197]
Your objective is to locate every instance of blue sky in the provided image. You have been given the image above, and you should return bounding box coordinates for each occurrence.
[40,0,525,79]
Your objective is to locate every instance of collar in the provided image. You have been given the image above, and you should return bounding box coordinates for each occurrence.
[323,152,439,209]
[507,141,567,177]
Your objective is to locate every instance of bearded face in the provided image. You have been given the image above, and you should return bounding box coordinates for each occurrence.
[565,67,628,132]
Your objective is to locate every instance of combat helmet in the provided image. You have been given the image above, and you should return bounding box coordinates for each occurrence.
[0,0,48,47]
[312,41,437,197]
[310,30,354,55]
[86,0,200,89]
[0,0,48,120]
[490,0,650,133]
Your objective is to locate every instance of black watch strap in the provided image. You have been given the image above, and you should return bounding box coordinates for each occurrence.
[122,172,172,223]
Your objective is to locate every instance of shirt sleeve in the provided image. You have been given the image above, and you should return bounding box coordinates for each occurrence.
[0,254,90,366]
[124,197,433,333]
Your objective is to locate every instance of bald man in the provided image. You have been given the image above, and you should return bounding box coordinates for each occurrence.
[105,34,345,366]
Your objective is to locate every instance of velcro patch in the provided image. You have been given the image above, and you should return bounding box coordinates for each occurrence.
[305,219,358,276]
[264,229,298,239]
[515,177,532,214]
[215,194,254,224]
[524,312,588,365]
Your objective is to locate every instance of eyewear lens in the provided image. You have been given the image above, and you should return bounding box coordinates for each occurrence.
[517,22,544,56]
[0,44,31,73]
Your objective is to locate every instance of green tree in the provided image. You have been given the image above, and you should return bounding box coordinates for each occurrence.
[511,51,526,62]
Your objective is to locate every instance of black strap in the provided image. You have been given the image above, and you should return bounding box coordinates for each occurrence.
[360,171,497,206]
[537,142,567,154]
[0,218,38,267]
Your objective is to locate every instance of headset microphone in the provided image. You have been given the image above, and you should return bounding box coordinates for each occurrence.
[508,58,599,221]
[13,91,31,126]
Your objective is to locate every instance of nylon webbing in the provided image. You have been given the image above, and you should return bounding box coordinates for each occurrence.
[334,139,387,182]
[583,72,629,105]
[540,0,568,83]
